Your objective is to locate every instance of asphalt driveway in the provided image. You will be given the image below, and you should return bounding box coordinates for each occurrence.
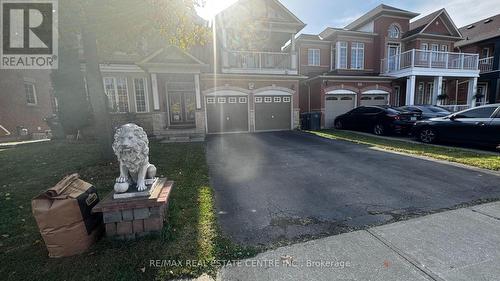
[206,131,500,246]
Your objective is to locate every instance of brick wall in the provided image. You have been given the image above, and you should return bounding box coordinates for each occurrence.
[0,70,53,138]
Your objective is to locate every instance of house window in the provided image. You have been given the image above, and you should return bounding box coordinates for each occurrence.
[264,97,272,103]
[308,49,320,66]
[207,97,215,104]
[255,97,262,103]
[351,42,364,69]
[431,44,439,61]
[388,24,400,39]
[482,48,490,58]
[283,96,291,102]
[24,82,37,105]
[420,43,429,60]
[133,78,148,112]
[116,77,129,112]
[337,42,348,69]
[103,77,117,111]
[441,45,448,52]
[217,97,226,103]
[239,97,247,103]
[229,97,237,103]
[274,97,281,103]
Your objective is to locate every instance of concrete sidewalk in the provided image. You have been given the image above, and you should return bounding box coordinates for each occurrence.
[217,202,500,281]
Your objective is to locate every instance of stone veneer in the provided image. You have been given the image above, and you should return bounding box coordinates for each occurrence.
[93,180,173,240]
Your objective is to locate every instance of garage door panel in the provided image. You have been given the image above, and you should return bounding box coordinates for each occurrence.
[255,96,291,131]
[325,95,355,128]
[360,95,387,106]
[206,96,248,134]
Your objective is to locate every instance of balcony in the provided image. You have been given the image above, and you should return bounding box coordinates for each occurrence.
[479,56,494,73]
[221,50,298,75]
[381,49,480,78]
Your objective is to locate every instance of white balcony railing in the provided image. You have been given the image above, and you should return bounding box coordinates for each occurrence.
[478,56,494,73]
[439,104,470,112]
[381,49,479,75]
[221,50,297,74]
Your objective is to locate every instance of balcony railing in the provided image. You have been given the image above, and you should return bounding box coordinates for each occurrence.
[381,49,479,74]
[478,56,494,73]
[221,50,297,74]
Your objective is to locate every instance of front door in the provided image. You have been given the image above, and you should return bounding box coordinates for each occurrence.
[169,92,196,124]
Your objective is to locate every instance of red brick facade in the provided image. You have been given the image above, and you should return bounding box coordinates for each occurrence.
[0,70,53,140]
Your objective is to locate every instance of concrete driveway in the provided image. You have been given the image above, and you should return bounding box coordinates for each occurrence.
[206,131,500,246]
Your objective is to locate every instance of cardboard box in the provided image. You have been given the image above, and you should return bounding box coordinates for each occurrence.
[32,173,103,257]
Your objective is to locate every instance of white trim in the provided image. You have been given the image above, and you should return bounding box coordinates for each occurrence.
[205,90,249,96]
[99,64,145,73]
[194,74,201,109]
[151,73,160,110]
[362,89,389,95]
[325,89,357,95]
[254,90,293,96]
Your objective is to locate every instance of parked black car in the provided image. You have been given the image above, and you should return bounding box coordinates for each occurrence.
[412,104,500,148]
[398,105,451,119]
[334,106,422,135]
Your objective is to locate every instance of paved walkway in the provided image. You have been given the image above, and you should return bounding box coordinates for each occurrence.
[217,201,500,281]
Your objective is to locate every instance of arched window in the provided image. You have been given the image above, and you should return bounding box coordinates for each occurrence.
[388,24,400,39]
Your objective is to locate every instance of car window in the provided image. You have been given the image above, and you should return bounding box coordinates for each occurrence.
[364,107,383,114]
[386,108,401,114]
[457,107,497,118]
[349,107,366,114]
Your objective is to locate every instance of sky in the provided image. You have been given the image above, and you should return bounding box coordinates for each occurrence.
[196,0,500,34]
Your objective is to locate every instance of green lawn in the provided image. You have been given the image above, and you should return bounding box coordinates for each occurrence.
[0,141,256,281]
[309,130,500,171]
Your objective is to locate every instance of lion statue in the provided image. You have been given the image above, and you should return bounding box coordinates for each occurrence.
[112,123,156,193]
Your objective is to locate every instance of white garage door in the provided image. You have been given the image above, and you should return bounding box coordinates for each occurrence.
[360,95,388,106]
[325,95,356,128]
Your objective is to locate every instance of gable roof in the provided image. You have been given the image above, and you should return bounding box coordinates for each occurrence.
[319,27,378,40]
[216,0,305,30]
[138,46,206,66]
[405,8,461,39]
[345,4,419,30]
[455,13,500,47]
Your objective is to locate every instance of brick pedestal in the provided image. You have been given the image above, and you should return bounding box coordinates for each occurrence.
[93,179,173,240]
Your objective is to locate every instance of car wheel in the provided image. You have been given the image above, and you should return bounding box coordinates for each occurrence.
[373,123,385,135]
[334,120,343,129]
[419,127,437,143]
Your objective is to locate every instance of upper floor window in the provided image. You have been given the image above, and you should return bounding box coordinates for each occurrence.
[24,81,37,105]
[388,24,400,39]
[482,48,490,58]
[351,42,364,69]
[337,42,348,69]
[308,49,320,66]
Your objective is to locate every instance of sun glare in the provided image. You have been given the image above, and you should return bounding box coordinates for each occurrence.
[196,0,239,20]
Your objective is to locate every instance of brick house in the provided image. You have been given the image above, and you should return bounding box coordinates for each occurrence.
[0,69,54,141]
[93,0,305,139]
[454,14,500,106]
[294,5,482,128]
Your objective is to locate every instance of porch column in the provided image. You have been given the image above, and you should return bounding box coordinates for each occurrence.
[467,77,478,108]
[406,75,416,105]
[290,33,297,70]
[194,74,201,109]
[432,76,443,105]
[151,73,160,110]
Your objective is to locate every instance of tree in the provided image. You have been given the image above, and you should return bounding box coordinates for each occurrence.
[53,0,209,159]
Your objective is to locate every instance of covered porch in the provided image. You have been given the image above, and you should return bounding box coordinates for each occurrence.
[382,49,480,109]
